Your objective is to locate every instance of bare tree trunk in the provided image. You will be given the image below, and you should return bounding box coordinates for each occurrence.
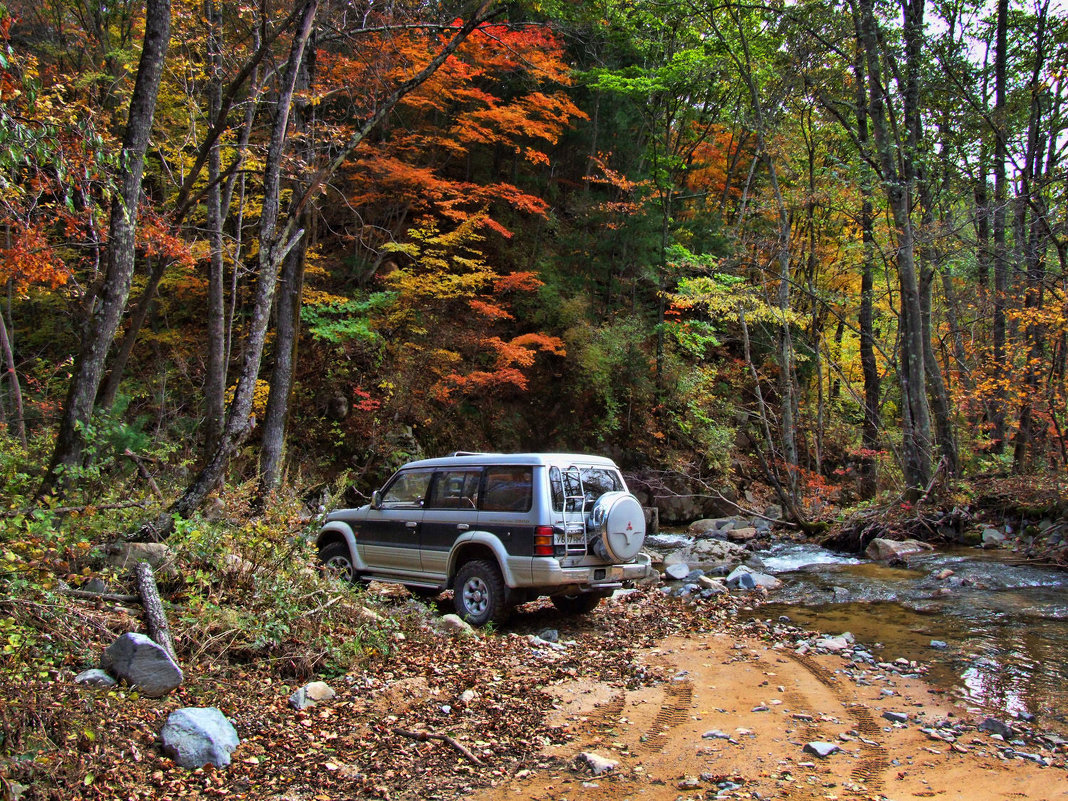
[39,0,171,497]
[204,0,226,453]
[991,0,1009,452]
[134,560,176,661]
[259,31,317,496]
[97,257,167,411]
[0,303,27,447]
[857,0,932,494]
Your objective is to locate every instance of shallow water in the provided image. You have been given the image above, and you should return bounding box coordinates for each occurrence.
[748,543,1068,731]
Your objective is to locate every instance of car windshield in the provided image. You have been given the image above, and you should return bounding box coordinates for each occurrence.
[549,466,622,512]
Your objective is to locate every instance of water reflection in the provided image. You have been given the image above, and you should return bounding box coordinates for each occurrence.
[748,544,1068,733]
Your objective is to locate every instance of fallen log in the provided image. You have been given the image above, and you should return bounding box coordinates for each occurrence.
[135,560,177,661]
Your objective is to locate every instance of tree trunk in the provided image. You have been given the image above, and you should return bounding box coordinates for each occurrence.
[39,0,171,497]
[204,0,226,453]
[857,0,932,494]
[97,257,167,411]
[991,0,1009,452]
[0,303,27,447]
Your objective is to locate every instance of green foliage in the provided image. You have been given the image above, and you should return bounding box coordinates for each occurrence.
[301,293,392,345]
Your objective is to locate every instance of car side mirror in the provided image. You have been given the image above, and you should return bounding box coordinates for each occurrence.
[371,490,382,509]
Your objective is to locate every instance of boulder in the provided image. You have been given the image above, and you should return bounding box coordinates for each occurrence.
[981,527,1006,548]
[101,633,182,697]
[864,538,934,562]
[104,543,176,576]
[664,539,748,570]
[688,518,738,538]
[727,527,758,543]
[161,707,240,769]
[725,565,782,590]
[289,681,336,711]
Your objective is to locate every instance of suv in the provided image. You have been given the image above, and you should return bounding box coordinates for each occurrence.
[316,453,651,624]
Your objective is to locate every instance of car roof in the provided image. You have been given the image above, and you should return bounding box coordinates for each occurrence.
[399,452,620,470]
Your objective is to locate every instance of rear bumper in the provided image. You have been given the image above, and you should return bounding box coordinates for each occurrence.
[521,552,653,593]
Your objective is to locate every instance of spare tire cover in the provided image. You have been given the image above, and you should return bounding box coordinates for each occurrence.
[589,491,646,562]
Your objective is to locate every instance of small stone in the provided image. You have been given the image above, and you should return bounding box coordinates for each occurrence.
[577,752,618,775]
[459,689,477,705]
[74,668,116,687]
[803,742,840,758]
[438,614,477,636]
[676,776,701,789]
[929,640,948,649]
[536,628,560,643]
[289,681,336,711]
[883,711,909,724]
[702,729,730,739]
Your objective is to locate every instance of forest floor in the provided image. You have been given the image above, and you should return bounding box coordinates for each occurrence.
[7,582,1065,801]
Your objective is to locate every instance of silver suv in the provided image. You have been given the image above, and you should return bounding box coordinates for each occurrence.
[316,453,651,624]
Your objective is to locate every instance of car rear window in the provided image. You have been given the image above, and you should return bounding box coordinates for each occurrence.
[549,466,622,512]
[481,467,533,512]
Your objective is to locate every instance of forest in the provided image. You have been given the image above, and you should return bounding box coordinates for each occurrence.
[1,0,1067,795]
[1,0,1065,521]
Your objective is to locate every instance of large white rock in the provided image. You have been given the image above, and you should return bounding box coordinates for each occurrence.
[101,632,182,697]
[162,707,240,768]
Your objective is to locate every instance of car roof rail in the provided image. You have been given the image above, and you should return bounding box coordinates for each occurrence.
[449,451,487,457]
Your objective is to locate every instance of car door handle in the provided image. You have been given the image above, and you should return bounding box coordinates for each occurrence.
[456,524,469,531]
[406,521,419,528]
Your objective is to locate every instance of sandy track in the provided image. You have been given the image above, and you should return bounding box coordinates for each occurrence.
[472,632,1065,800]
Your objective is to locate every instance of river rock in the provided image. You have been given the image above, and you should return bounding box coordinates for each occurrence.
[665,563,692,580]
[727,526,758,543]
[161,707,240,769]
[864,538,933,561]
[725,565,782,590]
[978,717,1015,739]
[438,614,477,637]
[101,632,183,697]
[689,518,735,538]
[664,539,748,569]
[981,527,1007,548]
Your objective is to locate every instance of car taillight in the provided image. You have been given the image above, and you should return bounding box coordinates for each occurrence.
[534,526,554,556]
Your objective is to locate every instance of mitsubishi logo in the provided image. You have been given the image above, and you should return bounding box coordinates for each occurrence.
[626,521,633,531]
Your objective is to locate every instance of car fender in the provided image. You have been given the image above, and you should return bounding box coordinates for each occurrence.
[315,522,368,572]
[448,531,520,586]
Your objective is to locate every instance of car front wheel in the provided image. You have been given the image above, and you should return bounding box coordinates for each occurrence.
[453,559,509,626]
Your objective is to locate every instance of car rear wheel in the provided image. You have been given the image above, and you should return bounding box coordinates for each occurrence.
[550,592,605,615]
[453,559,509,626]
[318,541,356,584]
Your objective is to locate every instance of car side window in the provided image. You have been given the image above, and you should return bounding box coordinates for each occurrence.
[549,466,622,511]
[379,470,433,509]
[481,467,533,512]
[427,470,481,509]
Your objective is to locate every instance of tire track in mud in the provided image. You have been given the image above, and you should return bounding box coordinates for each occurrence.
[637,678,694,754]
[787,651,887,794]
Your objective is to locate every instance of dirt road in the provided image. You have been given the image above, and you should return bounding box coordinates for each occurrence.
[473,630,1065,801]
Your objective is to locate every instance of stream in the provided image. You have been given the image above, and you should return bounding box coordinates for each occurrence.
[656,534,1068,734]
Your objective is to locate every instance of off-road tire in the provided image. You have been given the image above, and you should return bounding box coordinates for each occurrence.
[453,559,509,626]
[318,541,356,584]
[550,592,605,615]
